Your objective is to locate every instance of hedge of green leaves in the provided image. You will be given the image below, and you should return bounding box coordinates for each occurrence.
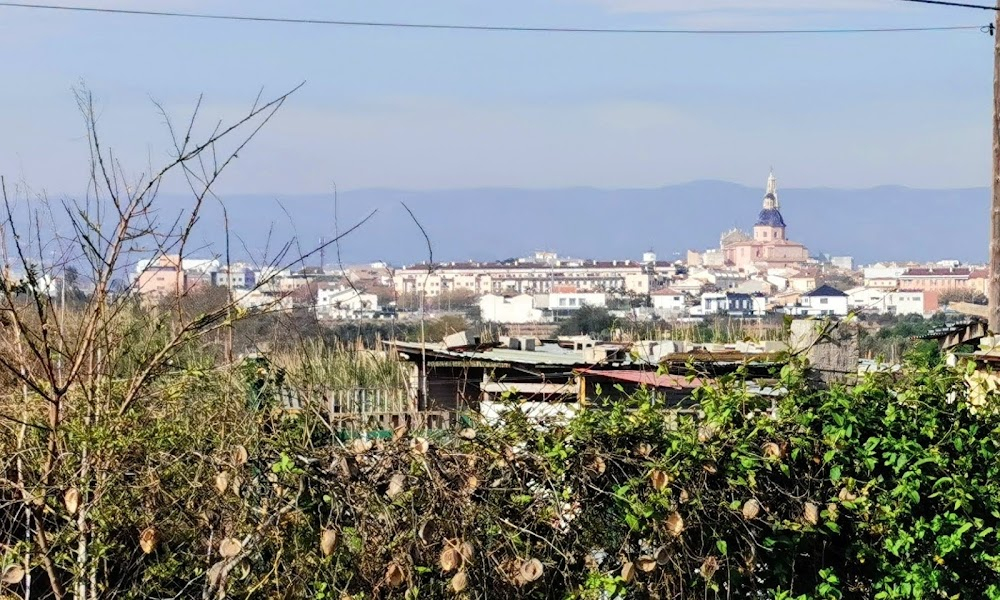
[5,355,1000,599]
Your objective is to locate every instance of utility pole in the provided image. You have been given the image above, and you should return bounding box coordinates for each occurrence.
[991,1,1000,332]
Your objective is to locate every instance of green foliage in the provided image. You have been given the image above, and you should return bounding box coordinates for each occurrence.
[557,305,613,337]
[7,317,1000,598]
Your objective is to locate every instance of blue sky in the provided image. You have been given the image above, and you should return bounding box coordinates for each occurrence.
[0,0,992,193]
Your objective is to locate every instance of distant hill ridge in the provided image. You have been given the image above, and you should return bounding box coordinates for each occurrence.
[151,181,988,266]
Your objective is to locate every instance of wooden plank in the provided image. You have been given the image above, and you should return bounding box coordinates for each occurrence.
[952,302,989,319]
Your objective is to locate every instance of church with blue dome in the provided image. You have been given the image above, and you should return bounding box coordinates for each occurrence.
[721,170,810,270]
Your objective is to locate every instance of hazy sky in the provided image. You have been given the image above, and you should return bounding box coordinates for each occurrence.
[0,0,993,194]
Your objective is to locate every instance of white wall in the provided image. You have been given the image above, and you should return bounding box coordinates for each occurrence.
[651,292,685,314]
[794,294,849,317]
[479,294,546,323]
[888,291,926,317]
[546,292,607,310]
[846,287,927,317]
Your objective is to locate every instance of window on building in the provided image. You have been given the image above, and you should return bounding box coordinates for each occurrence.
[559,298,567,307]
[569,298,578,306]
[820,298,828,304]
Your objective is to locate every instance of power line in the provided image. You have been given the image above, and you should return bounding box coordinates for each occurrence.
[896,0,997,10]
[0,2,985,35]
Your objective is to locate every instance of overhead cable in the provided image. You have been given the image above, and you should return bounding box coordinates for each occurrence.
[895,0,997,10]
[0,2,985,35]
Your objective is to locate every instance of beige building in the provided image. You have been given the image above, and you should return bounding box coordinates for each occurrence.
[392,255,676,298]
[135,255,186,298]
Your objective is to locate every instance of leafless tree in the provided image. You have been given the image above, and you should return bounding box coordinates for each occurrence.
[0,85,373,599]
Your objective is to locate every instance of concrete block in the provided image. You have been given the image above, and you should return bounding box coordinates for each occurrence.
[444,330,475,350]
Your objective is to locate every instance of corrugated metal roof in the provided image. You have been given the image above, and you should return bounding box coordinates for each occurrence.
[389,341,592,367]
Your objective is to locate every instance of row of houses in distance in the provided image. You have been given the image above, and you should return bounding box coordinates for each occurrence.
[132,251,970,323]
[391,251,678,297]
[134,255,385,320]
[479,283,938,322]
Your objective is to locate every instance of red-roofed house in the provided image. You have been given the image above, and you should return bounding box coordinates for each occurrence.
[650,288,686,316]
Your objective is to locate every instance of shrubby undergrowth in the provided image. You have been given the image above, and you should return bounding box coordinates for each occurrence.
[5,344,999,599]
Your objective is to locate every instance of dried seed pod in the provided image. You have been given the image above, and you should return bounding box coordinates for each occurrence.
[439,546,460,572]
[650,469,670,492]
[231,475,243,498]
[215,472,230,495]
[385,562,406,588]
[64,487,80,516]
[411,437,430,455]
[464,475,480,493]
[233,445,249,466]
[459,542,475,563]
[2,565,24,585]
[590,456,607,476]
[802,502,820,526]
[700,556,720,581]
[742,499,761,520]
[458,428,477,440]
[520,558,544,582]
[621,561,636,583]
[636,443,653,458]
[654,546,670,566]
[219,537,242,558]
[139,527,159,554]
[320,529,337,557]
[637,556,657,572]
[679,489,690,504]
[665,511,684,537]
[450,570,469,593]
[697,424,715,442]
[387,473,407,499]
[762,442,782,460]
[392,424,409,441]
[838,488,858,502]
[702,462,718,474]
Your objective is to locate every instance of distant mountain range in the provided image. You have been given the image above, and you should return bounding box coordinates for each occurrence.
[151,181,988,267]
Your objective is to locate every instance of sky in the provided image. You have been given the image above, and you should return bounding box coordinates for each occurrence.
[0,0,993,194]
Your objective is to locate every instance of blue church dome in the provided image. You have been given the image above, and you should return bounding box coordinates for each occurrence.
[756,207,786,227]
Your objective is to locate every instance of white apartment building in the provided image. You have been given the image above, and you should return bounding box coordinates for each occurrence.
[392,255,676,298]
[316,287,379,320]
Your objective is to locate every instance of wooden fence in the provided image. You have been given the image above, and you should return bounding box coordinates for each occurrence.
[289,387,459,437]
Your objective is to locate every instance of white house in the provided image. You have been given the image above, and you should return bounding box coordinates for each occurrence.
[235,289,292,312]
[786,285,849,317]
[845,287,933,317]
[693,292,764,317]
[846,286,888,313]
[543,292,607,311]
[316,287,378,320]
[479,294,547,324]
[650,288,686,316]
[888,290,932,317]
